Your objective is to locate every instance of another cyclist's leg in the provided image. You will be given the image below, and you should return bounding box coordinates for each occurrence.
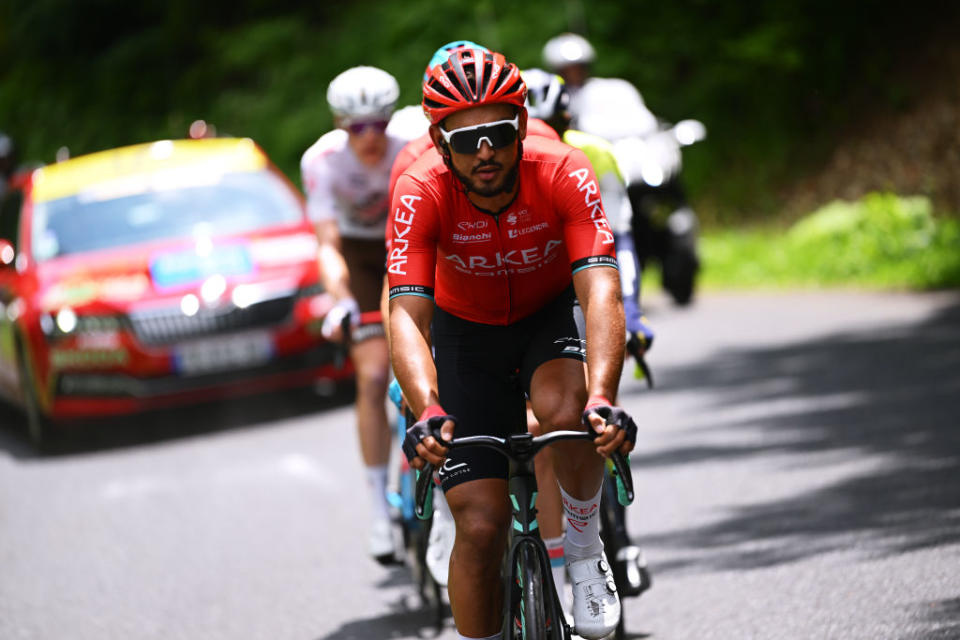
[351,334,393,560]
[527,404,568,610]
[445,479,510,638]
[344,238,394,562]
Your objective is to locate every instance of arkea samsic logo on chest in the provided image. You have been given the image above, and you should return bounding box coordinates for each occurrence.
[445,240,563,276]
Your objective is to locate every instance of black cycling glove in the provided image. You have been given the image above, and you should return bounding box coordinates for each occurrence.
[401,414,456,464]
[582,404,638,445]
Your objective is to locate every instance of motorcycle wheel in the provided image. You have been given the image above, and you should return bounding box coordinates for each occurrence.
[661,244,698,306]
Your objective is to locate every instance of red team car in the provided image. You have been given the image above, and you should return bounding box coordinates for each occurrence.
[0,138,351,446]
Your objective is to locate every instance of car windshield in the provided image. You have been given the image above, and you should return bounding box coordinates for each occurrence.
[31,170,304,261]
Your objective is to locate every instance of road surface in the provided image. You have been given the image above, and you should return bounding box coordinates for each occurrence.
[1,290,957,639]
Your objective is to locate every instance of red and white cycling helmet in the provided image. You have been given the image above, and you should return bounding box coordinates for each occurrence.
[422,48,527,125]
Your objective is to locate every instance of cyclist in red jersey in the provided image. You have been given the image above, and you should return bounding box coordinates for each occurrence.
[390,48,636,640]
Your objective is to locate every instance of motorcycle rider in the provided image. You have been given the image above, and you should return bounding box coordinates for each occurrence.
[541,33,658,140]
[301,66,407,564]
[543,33,703,305]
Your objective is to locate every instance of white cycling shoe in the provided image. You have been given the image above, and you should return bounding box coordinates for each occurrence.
[567,551,620,639]
[368,518,395,565]
[425,489,454,586]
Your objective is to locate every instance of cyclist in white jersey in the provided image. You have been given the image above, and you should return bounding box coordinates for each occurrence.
[300,65,407,564]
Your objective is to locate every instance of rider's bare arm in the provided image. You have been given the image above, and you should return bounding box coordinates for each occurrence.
[314,219,352,300]
[389,294,450,467]
[572,265,632,457]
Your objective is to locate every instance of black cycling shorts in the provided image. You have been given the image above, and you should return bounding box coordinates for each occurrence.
[432,285,586,492]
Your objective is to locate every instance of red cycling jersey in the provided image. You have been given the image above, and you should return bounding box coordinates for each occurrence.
[387,135,617,325]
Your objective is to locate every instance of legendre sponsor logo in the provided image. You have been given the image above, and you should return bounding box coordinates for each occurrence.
[507,222,549,239]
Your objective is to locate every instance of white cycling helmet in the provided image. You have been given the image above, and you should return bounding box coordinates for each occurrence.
[521,68,569,123]
[326,66,400,122]
[542,33,596,71]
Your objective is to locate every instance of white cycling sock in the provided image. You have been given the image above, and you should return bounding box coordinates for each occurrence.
[559,484,603,560]
[365,464,390,523]
[544,535,566,597]
[456,633,501,640]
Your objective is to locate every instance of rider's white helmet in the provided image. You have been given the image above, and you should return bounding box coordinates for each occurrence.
[542,33,596,71]
[326,66,399,122]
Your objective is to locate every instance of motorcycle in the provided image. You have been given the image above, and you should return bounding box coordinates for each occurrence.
[573,78,706,305]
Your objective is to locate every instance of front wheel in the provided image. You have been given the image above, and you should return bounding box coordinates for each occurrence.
[661,208,700,306]
[509,543,548,640]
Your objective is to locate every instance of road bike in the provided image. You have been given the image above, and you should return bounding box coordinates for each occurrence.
[413,423,635,639]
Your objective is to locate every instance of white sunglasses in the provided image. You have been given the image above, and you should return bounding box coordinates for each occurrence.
[439,116,520,153]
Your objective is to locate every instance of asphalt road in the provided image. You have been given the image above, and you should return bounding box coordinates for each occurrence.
[1,290,958,640]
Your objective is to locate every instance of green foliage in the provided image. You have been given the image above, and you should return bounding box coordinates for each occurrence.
[700,193,960,290]
[2,0,958,213]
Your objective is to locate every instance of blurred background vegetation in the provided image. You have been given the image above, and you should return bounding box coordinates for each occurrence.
[2,0,958,287]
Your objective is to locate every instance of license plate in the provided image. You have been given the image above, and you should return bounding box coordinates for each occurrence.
[174,331,273,375]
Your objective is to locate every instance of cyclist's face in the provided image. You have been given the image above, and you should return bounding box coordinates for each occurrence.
[558,63,590,88]
[343,119,390,167]
[434,104,526,198]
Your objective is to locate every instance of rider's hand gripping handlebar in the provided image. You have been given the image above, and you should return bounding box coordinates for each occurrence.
[583,403,637,506]
[404,415,456,520]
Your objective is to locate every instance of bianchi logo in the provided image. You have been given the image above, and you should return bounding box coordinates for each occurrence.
[452,231,492,244]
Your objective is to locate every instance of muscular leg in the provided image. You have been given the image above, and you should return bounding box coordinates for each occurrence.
[528,405,563,539]
[445,478,511,638]
[528,358,604,500]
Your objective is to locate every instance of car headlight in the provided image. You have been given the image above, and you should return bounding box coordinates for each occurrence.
[41,308,125,339]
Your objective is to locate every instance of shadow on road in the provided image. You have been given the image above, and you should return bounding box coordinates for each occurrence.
[313,591,450,640]
[631,294,960,574]
[0,382,355,460]
[911,597,960,640]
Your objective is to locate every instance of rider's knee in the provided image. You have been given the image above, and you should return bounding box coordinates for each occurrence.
[353,360,389,397]
[535,400,584,433]
[450,495,510,556]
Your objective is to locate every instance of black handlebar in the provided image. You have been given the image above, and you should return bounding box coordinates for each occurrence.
[414,428,635,519]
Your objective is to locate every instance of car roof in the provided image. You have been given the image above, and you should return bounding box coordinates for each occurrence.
[30,138,269,204]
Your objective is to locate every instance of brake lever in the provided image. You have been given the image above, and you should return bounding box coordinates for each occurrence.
[608,450,635,506]
[626,335,654,389]
[414,462,435,520]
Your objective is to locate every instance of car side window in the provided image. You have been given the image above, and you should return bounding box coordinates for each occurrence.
[0,188,22,250]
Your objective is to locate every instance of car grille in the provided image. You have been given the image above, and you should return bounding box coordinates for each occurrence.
[129,294,295,346]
